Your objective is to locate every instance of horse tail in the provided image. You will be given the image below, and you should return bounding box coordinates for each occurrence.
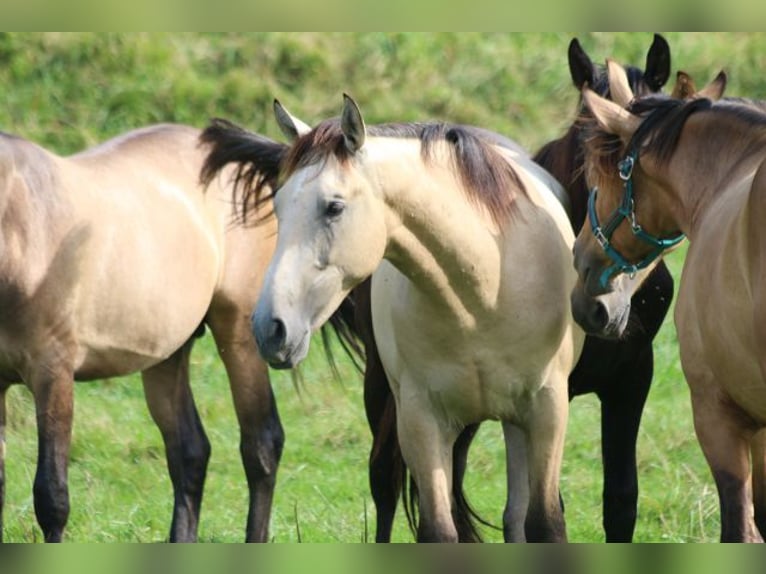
[403,423,495,542]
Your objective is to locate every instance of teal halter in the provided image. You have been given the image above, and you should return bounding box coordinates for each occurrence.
[588,150,685,288]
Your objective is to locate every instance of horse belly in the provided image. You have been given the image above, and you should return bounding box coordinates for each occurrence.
[72,193,221,378]
[677,240,766,422]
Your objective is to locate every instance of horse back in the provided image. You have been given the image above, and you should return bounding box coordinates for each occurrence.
[0,125,226,380]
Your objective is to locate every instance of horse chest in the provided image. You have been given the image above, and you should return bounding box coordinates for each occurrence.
[371,262,571,423]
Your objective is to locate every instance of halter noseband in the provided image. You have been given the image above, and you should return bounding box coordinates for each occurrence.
[588,149,685,288]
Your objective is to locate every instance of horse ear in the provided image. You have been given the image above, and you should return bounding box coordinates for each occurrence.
[671,70,697,99]
[583,87,641,140]
[606,59,634,108]
[695,70,727,101]
[568,37,595,89]
[644,33,671,91]
[341,93,366,153]
[273,99,311,142]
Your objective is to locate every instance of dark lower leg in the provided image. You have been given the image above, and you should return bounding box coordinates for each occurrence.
[33,374,74,543]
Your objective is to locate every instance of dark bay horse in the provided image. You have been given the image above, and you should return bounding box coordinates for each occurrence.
[0,123,311,542]
[571,64,764,541]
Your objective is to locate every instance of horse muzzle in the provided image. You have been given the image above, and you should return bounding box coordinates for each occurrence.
[571,282,629,339]
[251,310,311,369]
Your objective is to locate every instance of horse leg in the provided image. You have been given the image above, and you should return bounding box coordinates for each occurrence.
[354,278,402,543]
[501,422,529,542]
[29,362,74,542]
[751,428,766,538]
[523,377,569,542]
[690,388,761,542]
[207,309,284,542]
[397,392,458,542]
[141,338,209,542]
[597,346,652,542]
[363,359,401,543]
[0,385,6,542]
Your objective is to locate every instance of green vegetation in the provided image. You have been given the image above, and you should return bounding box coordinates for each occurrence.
[1,32,763,542]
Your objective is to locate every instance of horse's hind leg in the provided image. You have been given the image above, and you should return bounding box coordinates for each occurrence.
[29,362,75,542]
[0,385,6,542]
[142,338,210,542]
[597,346,652,542]
[690,385,761,542]
[364,364,401,543]
[357,278,402,543]
[207,308,284,543]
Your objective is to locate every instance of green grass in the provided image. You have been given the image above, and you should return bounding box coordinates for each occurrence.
[1,32,763,542]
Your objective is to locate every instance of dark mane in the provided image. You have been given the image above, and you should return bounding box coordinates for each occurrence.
[199,118,287,223]
[585,96,766,188]
[533,61,663,233]
[283,119,527,227]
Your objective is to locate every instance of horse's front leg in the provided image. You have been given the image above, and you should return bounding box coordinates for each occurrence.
[29,361,75,542]
[597,344,652,542]
[501,422,529,542]
[396,386,458,542]
[524,374,569,542]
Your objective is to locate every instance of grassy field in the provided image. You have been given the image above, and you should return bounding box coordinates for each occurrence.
[1,32,765,542]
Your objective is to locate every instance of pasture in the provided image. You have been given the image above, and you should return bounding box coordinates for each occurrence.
[1,32,764,542]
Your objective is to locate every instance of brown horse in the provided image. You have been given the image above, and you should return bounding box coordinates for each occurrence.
[570,64,766,542]
[0,123,293,542]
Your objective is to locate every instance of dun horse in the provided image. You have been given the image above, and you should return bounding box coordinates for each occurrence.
[364,33,676,543]
[252,95,584,542]
[0,124,294,542]
[569,64,766,542]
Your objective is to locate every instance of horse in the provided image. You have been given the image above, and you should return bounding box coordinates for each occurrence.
[251,94,584,542]
[569,63,766,542]
[363,33,676,543]
[0,122,302,542]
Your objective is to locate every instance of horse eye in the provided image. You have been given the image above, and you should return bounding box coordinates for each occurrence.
[325,200,345,219]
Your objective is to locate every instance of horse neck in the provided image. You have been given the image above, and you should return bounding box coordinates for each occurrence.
[367,140,507,323]
[657,112,766,236]
[533,126,587,231]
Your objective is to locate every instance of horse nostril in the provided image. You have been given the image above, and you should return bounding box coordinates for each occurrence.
[590,299,608,330]
[271,318,287,346]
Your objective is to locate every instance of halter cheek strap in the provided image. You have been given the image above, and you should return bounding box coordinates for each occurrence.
[588,150,685,288]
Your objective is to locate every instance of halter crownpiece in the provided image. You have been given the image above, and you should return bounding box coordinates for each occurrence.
[588,149,685,288]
